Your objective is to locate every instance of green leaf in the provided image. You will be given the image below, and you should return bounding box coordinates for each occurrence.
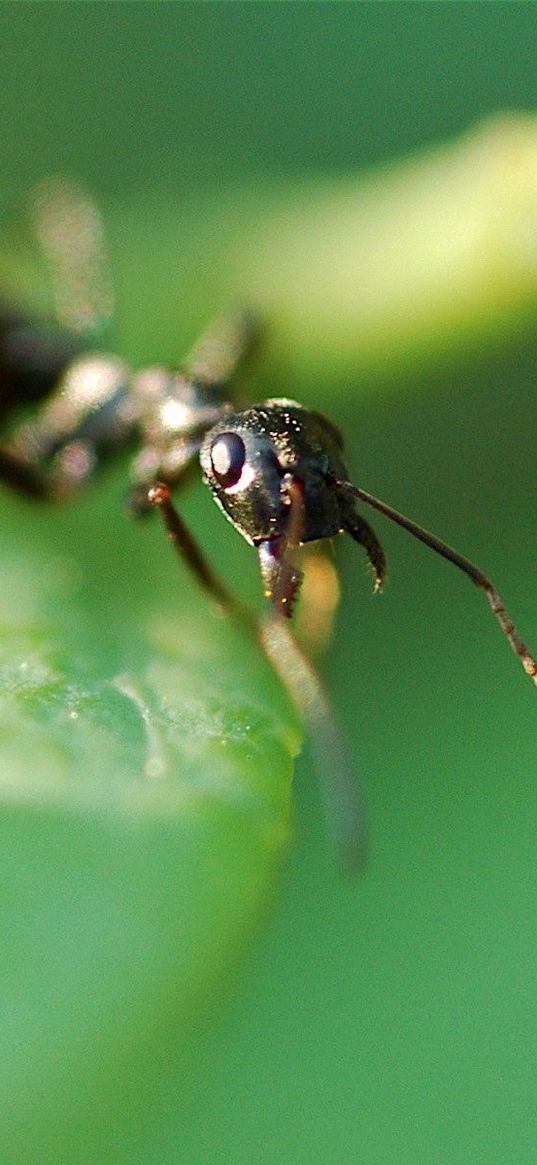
[0,471,298,1159]
[3,114,537,1156]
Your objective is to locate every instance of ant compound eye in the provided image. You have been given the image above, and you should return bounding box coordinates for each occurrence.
[210,432,246,489]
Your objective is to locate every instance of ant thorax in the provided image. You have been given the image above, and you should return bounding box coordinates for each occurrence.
[129,366,231,486]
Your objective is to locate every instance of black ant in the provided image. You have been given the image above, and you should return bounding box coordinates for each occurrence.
[1,180,536,869]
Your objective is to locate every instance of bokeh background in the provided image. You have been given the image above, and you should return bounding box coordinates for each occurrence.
[2,4,537,1164]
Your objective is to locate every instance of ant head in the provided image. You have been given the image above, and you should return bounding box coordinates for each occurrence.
[200,398,352,546]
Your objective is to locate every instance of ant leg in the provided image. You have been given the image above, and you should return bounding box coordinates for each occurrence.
[0,321,82,409]
[146,481,306,630]
[335,477,537,686]
[344,511,387,593]
[0,438,101,503]
[183,310,263,389]
[147,482,250,620]
[0,448,50,499]
[258,475,368,866]
[148,479,367,870]
[261,474,342,649]
[30,177,114,343]
[127,484,155,519]
[259,615,367,872]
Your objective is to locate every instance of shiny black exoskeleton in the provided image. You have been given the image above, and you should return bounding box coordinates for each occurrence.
[0,244,386,618]
[0,181,535,675]
[2,270,536,691]
[200,400,385,611]
[202,402,351,544]
[2,180,537,868]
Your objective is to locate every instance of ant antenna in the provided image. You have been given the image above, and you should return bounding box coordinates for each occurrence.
[334,477,537,684]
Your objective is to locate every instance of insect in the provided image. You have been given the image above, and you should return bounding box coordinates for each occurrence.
[1,180,536,868]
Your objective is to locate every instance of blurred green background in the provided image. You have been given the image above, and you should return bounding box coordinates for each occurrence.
[2,4,537,1164]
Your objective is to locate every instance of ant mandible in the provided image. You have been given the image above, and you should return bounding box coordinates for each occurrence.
[0,180,535,869]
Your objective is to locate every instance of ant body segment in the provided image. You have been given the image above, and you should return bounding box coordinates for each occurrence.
[0,181,536,868]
